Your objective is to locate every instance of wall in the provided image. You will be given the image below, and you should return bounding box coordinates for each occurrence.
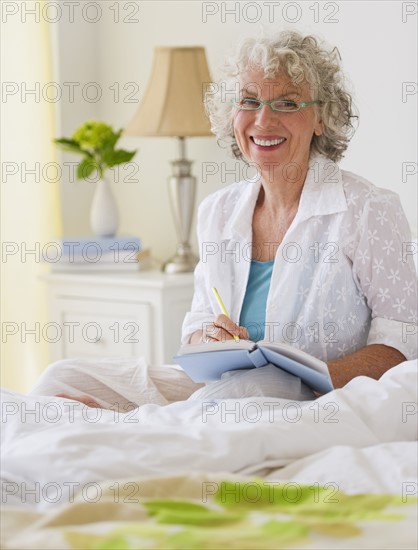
[54,0,418,262]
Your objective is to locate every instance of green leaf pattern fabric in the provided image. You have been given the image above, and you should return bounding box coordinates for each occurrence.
[60,480,415,550]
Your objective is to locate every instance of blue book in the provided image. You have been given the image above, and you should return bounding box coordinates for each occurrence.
[174,340,333,394]
[60,237,141,256]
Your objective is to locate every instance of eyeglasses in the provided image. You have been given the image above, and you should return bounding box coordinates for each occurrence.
[231,98,321,113]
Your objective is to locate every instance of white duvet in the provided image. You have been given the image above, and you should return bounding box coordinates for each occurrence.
[1,360,417,511]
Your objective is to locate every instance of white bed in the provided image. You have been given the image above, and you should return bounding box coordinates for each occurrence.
[1,359,417,549]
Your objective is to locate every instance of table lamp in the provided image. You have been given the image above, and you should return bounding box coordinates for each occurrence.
[124,46,213,273]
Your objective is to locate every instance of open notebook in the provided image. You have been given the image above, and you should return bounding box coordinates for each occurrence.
[174,340,333,394]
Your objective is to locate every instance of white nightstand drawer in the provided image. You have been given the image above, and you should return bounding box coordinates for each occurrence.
[43,271,194,365]
[55,298,151,361]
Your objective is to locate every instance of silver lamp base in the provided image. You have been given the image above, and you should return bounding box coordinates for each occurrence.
[163,244,198,274]
[163,137,199,274]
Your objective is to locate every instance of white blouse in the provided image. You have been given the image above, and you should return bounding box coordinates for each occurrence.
[182,154,418,362]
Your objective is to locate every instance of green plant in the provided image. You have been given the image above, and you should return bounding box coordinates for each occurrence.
[54,120,137,180]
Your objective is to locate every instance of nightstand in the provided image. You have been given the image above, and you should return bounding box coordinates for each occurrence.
[42,270,194,365]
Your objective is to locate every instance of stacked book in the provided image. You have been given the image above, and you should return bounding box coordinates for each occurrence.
[47,237,154,272]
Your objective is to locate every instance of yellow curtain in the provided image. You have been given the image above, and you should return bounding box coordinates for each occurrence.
[1,6,62,392]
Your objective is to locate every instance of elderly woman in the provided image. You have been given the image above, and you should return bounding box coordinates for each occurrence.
[182,30,417,390]
[30,31,417,407]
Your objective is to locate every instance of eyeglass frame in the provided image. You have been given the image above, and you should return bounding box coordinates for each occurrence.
[230,98,322,113]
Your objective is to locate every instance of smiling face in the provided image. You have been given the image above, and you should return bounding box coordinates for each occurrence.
[233,69,323,177]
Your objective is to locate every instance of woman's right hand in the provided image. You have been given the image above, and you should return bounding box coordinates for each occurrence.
[190,315,249,344]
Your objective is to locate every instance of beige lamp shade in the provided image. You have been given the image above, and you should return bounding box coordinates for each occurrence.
[124,46,213,137]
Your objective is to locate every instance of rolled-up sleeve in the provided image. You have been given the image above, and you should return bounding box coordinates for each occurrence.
[181,259,214,345]
[352,193,417,359]
[181,199,216,345]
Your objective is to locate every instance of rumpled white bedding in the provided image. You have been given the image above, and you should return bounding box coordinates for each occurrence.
[1,360,417,511]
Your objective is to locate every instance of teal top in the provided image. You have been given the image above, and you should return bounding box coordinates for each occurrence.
[239,260,274,342]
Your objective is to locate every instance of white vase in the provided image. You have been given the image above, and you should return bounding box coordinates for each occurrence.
[90,178,119,238]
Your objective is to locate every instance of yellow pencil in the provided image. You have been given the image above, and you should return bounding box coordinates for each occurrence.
[212,287,240,342]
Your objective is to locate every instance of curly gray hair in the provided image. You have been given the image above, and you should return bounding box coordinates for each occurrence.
[205,30,357,163]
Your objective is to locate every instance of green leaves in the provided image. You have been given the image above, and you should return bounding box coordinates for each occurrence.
[60,478,416,550]
[54,121,137,181]
[102,149,136,168]
[77,158,99,180]
[53,138,83,154]
[144,499,243,526]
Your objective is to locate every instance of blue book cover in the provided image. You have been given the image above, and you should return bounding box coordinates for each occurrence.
[174,340,333,394]
[59,237,141,256]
